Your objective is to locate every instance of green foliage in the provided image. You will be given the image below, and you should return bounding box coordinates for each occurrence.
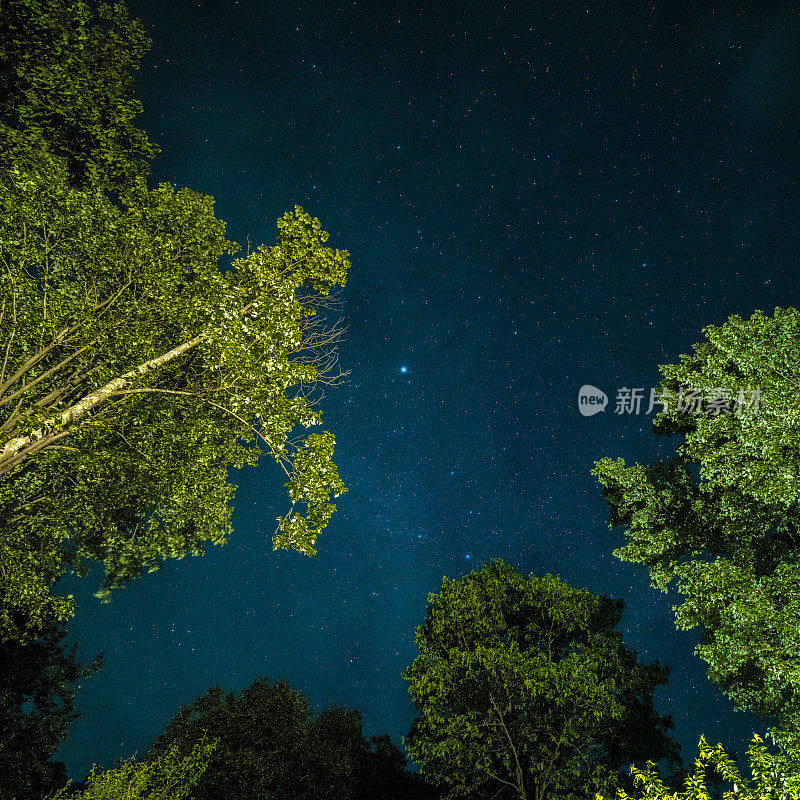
[52,736,217,800]
[0,120,349,642]
[403,559,687,800]
[148,679,350,800]
[146,676,432,800]
[0,0,159,191]
[592,307,800,753]
[596,734,800,800]
[0,0,350,643]
[0,616,102,800]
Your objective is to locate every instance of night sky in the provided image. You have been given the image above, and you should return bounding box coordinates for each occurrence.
[57,0,800,781]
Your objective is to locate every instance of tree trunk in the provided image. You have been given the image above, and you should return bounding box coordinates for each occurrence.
[0,331,207,477]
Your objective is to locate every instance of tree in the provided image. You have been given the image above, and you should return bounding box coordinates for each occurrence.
[146,676,429,800]
[53,736,217,800]
[0,614,102,800]
[0,0,350,644]
[0,0,159,191]
[403,560,688,800]
[592,307,800,755]
[595,734,800,800]
[148,679,315,800]
[356,733,442,800]
[0,129,349,642]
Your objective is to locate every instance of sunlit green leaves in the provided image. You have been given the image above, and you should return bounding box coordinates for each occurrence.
[52,736,217,800]
[0,0,159,191]
[596,734,800,800]
[0,124,350,641]
[593,307,800,755]
[403,560,684,800]
[274,431,346,556]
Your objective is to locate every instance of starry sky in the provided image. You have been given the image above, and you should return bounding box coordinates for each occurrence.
[57,0,800,780]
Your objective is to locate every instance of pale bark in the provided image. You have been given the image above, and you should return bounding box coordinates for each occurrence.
[0,331,207,477]
[489,693,527,800]
[0,292,292,477]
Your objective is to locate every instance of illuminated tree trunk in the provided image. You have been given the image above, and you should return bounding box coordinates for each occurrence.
[0,331,206,477]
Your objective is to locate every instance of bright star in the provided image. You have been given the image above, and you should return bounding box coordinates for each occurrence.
[400,366,407,373]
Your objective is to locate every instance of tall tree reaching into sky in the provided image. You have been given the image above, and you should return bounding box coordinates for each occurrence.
[403,560,689,800]
[593,307,800,758]
[0,0,350,643]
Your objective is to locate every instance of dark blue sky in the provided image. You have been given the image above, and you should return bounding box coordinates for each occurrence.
[59,0,799,780]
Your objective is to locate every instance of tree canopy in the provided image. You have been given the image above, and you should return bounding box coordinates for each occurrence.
[403,559,688,800]
[0,617,102,800]
[0,0,350,643]
[595,734,800,800]
[0,125,349,640]
[592,307,800,755]
[53,737,217,800]
[146,676,436,800]
[0,0,159,191]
